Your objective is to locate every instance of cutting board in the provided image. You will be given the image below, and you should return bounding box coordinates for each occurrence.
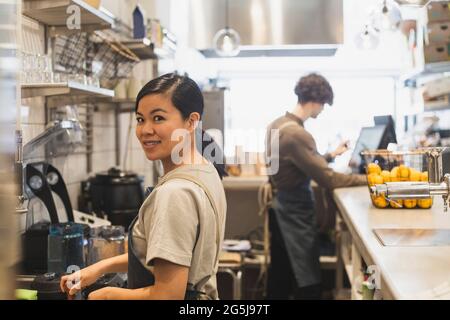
[373,228,450,246]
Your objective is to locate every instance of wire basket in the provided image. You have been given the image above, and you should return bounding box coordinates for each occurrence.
[53,31,140,88]
[89,31,140,80]
[53,33,89,74]
[361,149,433,209]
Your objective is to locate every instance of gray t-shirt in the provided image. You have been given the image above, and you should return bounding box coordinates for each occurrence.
[132,163,227,299]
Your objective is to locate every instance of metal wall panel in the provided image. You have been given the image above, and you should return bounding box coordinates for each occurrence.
[188,0,343,50]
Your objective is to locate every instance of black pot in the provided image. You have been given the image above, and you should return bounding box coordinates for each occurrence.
[83,168,144,229]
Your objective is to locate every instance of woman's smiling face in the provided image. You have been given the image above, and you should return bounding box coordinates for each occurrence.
[135,94,189,162]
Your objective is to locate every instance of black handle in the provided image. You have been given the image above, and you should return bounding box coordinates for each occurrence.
[46,164,74,222]
[26,164,59,224]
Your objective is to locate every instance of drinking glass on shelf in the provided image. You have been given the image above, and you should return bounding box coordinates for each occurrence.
[42,55,53,84]
[86,75,100,87]
[20,52,55,84]
[19,52,26,84]
[68,73,88,85]
[31,54,41,83]
[53,72,68,83]
[20,52,33,84]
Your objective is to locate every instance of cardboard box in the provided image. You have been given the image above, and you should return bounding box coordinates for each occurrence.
[423,76,450,98]
[427,22,450,44]
[427,1,450,22]
[424,43,450,63]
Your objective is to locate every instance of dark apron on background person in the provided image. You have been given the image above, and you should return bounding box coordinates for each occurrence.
[271,178,321,289]
[127,172,222,300]
[266,120,321,291]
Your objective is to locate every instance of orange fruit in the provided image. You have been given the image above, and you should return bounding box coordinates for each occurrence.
[418,198,433,209]
[404,199,417,208]
[374,175,384,185]
[367,173,376,186]
[399,165,410,179]
[420,172,429,182]
[380,170,391,183]
[367,163,382,175]
[390,167,399,182]
[409,169,421,182]
[390,199,403,208]
[371,194,388,208]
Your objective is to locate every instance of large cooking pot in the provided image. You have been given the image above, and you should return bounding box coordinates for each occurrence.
[81,168,144,229]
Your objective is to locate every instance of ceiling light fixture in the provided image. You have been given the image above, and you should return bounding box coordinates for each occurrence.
[213,0,240,57]
[354,24,380,50]
[372,0,403,31]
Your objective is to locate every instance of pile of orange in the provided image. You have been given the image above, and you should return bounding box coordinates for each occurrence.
[366,163,433,209]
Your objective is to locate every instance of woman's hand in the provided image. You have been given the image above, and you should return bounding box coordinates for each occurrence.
[60,264,102,298]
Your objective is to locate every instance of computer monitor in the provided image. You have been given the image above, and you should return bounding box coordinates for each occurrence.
[374,115,397,147]
[349,125,388,173]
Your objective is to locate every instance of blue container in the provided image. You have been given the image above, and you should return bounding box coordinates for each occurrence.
[133,6,146,39]
[47,222,85,274]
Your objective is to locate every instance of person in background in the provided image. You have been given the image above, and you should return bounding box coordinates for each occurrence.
[265,73,366,299]
[61,73,227,300]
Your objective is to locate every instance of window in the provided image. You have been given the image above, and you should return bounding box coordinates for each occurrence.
[224,76,396,170]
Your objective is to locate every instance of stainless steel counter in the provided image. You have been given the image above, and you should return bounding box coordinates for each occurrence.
[334,186,450,299]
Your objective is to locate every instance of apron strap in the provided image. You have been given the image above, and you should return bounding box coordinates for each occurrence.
[154,171,222,292]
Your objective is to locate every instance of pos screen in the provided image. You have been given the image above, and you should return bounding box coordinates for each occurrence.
[350,125,387,173]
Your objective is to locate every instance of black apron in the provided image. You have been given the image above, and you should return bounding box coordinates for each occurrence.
[127,215,206,299]
[272,179,321,288]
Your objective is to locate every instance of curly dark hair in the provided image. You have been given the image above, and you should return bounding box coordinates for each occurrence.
[294,73,333,106]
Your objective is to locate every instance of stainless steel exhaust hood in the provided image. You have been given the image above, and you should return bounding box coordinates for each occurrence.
[188,0,344,58]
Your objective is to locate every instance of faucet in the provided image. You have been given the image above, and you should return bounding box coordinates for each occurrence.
[16,118,86,215]
[370,148,450,212]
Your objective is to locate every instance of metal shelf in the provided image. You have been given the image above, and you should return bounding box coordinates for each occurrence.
[21,81,114,99]
[110,98,136,104]
[122,38,157,60]
[122,38,175,60]
[404,62,450,88]
[96,97,136,113]
[424,104,450,112]
[22,0,114,35]
[396,0,430,6]
[110,97,136,113]
[396,0,450,6]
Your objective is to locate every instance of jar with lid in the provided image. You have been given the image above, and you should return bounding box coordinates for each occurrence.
[87,225,125,265]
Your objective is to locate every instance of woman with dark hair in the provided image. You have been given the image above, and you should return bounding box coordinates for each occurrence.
[61,73,227,300]
[265,73,366,299]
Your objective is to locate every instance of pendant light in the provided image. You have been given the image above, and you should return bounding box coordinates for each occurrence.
[354,24,380,50]
[395,0,428,6]
[213,0,240,57]
[371,0,402,31]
